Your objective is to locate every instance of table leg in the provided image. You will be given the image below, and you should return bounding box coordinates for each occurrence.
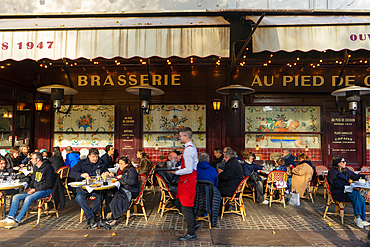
[2,191,6,220]
[95,190,111,230]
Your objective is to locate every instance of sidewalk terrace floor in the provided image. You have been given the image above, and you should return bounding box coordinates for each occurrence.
[1,186,370,247]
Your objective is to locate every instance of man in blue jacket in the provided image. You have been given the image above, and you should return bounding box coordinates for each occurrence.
[64,146,80,170]
[197,152,218,187]
[0,152,53,229]
[282,149,296,168]
[69,148,109,229]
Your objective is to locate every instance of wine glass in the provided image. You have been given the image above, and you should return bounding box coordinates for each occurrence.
[95,169,101,181]
[11,173,15,181]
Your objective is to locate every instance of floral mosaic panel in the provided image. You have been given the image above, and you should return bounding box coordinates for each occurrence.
[54,105,114,132]
[53,133,114,148]
[245,106,321,133]
[366,107,370,132]
[143,105,206,132]
[245,133,321,149]
[143,133,206,148]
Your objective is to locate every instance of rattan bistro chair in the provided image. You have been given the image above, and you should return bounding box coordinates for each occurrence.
[221,176,248,221]
[156,174,179,217]
[264,170,288,208]
[145,162,157,194]
[242,176,256,202]
[26,194,59,225]
[56,165,72,200]
[126,174,148,225]
[313,165,328,199]
[323,176,352,224]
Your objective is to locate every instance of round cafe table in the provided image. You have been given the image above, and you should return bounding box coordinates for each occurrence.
[0,182,26,219]
[81,182,118,230]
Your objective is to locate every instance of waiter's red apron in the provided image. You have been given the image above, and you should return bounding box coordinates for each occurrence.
[176,145,197,207]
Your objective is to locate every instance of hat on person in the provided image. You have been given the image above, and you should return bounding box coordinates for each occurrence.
[332,155,344,167]
[39,149,47,153]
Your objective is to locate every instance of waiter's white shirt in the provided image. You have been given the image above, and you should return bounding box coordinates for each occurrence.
[175,141,198,176]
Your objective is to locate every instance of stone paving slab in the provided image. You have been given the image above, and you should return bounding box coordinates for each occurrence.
[1,187,370,246]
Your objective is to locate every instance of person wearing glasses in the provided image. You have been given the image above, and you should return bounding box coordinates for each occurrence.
[328,155,370,228]
[0,152,53,229]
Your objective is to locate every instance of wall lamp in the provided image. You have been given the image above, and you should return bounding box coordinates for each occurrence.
[34,98,45,112]
[212,98,222,112]
[216,84,255,115]
[37,84,78,113]
[331,86,370,115]
[126,85,164,115]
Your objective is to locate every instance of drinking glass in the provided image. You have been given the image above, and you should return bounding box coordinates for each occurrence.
[11,173,15,180]
[96,170,101,181]
[0,172,3,182]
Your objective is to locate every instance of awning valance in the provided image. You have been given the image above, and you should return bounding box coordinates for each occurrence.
[247,15,370,53]
[0,16,230,60]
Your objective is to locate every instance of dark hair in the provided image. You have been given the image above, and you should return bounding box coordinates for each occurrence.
[66,146,73,153]
[9,147,19,161]
[32,152,43,161]
[53,147,63,159]
[89,148,99,156]
[214,147,222,154]
[283,149,291,155]
[118,156,134,170]
[0,155,7,166]
[331,155,344,169]
[179,127,193,139]
[105,145,113,153]
[276,158,285,166]
[137,150,147,159]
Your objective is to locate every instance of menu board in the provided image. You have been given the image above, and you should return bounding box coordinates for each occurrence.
[329,111,358,165]
[119,104,140,161]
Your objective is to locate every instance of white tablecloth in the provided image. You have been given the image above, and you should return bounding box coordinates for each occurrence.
[85,181,120,193]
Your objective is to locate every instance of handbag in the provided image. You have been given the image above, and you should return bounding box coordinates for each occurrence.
[289,191,300,206]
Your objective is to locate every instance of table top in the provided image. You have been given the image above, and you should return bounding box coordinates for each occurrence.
[19,168,33,176]
[82,181,119,192]
[0,182,25,190]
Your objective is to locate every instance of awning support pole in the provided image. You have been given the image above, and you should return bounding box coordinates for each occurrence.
[224,12,265,85]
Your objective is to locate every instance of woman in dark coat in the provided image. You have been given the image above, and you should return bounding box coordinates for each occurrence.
[49,147,64,172]
[5,147,21,170]
[108,156,139,225]
[327,155,370,228]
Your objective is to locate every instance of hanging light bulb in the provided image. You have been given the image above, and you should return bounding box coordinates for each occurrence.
[255,144,259,151]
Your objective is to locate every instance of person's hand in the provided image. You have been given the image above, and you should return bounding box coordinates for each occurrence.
[116,175,122,180]
[366,190,370,201]
[27,188,35,195]
[290,165,294,169]
[217,169,223,174]
[81,173,89,179]
[109,172,114,177]
[103,171,110,177]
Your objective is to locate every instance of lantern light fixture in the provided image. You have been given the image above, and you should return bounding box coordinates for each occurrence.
[212,98,222,112]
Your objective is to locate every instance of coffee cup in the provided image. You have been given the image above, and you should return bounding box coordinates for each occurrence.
[358,179,366,184]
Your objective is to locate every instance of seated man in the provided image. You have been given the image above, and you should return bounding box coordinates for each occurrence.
[101,145,114,168]
[0,152,53,229]
[69,148,110,229]
[216,147,232,170]
[158,151,179,197]
[65,146,80,170]
[217,149,243,197]
[197,152,218,187]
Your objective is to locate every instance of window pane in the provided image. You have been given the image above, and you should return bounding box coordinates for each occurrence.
[0,105,13,147]
[0,84,14,100]
[15,103,31,146]
[143,105,206,132]
[245,106,321,133]
[245,133,322,161]
[16,89,33,104]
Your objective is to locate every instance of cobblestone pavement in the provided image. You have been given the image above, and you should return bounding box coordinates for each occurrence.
[0,187,369,246]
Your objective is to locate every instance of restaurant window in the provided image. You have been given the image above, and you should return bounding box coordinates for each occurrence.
[54,105,114,159]
[143,105,206,161]
[15,89,33,147]
[245,106,322,161]
[0,105,14,149]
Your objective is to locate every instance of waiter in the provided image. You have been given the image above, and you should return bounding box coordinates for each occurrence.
[168,127,200,241]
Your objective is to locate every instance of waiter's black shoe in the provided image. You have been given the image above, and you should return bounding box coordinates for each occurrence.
[195,222,203,231]
[87,217,98,229]
[178,234,197,241]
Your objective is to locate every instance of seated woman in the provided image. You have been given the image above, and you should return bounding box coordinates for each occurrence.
[136,150,151,176]
[242,151,268,204]
[328,155,370,228]
[5,147,21,170]
[273,158,287,172]
[289,153,313,198]
[0,155,15,198]
[107,156,139,226]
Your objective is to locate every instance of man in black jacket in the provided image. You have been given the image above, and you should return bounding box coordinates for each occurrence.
[69,148,109,229]
[0,152,53,229]
[210,147,223,169]
[101,145,114,168]
[217,149,243,197]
